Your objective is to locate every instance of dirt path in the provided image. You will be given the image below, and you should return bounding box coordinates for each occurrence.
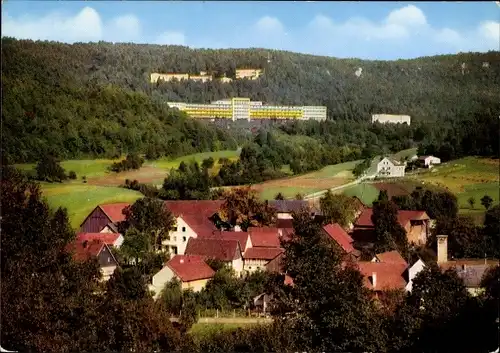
[196,317,273,324]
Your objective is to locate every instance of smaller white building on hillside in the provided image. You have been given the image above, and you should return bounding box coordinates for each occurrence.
[418,155,441,168]
[376,157,406,178]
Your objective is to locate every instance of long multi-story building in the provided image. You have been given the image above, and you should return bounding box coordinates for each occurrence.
[167,98,327,121]
[372,114,411,125]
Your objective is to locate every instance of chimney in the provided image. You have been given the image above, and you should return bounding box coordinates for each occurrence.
[437,235,448,264]
[180,258,184,264]
[372,272,377,289]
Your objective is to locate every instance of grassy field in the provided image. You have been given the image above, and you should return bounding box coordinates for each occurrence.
[189,322,264,341]
[14,150,241,229]
[339,183,380,206]
[392,147,418,161]
[41,182,143,229]
[254,160,361,200]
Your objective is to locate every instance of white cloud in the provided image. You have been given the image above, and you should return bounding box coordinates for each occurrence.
[254,16,285,34]
[108,14,141,42]
[154,31,186,45]
[248,5,499,59]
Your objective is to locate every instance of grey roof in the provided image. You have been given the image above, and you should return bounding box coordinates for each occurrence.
[107,222,119,233]
[454,265,489,288]
[268,200,309,213]
[388,158,405,166]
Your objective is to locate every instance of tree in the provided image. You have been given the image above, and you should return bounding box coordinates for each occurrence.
[294,193,304,200]
[118,227,152,265]
[483,205,500,258]
[179,289,199,330]
[378,189,389,201]
[467,196,476,209]
[371,200,408,255]
[160,278,183,316]
[121,197,175,251]
[106,266,150,301]
[434,215,485,259]
[201,157,215,169]
[275,208,384,352]
[319,191,358,228]
[68,170,77,179]
[218,187,277,231]
[480,195,493,210]
[274,192,285,200]
[35,155,67,182]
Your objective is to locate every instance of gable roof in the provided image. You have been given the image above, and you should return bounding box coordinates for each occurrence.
[104,222,119,233]
[99,203,130,223]
[355,208,430,228]
[374,250,408,266]
[356,261,408,291]
[166,255,215,282]
[439,259,499,288]
[248,227,281,247]
[164,200,223,237]
[266,252,285,273]
[209,231,250,251]
[76,233,121,247]
[268,200,308,213]
[322,223,355,254]
[243,247,284,260]
[184,237,240,261]
[66,239,108,262]
[275,218,294,229]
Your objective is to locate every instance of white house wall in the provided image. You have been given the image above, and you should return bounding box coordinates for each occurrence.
[162,217,198,255]
[150,266,176,299]
[405,259,425,292]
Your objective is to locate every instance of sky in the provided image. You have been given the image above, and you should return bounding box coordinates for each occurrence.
[2,1,499,60]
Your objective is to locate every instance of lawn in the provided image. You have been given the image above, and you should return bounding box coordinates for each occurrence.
[189,322,263,341]
[392,147,418,161]
[339,183,380,206]
[41,182,143,229]
[15,159,120,178]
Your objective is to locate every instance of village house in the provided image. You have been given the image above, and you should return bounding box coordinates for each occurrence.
[243,227,284,273]
[376,157,406,178]
[265,252,294,286]
[436,234,498,296]
[209,230,253,252]
[150,255,215,299]
[162,200,223,255]
[352,208,431,246]
[184,237,244,276]
[268,200,315,219]
[76,232,124,248]
[66,239,119,281]
[79,202,130,233]
[322,223,360,261]
[418,155,441,168]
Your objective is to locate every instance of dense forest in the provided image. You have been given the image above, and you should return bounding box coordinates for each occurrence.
[2,38,499,163]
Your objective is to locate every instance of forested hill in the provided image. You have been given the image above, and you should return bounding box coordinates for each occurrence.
[3,38,500,123]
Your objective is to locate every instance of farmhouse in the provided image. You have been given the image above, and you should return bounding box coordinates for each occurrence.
[322,223,360,261]
[243,227,284,273]
[66,239,118,281]
[376,157,406,178]
[268,200,318,219]
[209,230,253,252]
[184,237,244,276]
[80,202,130,233]
[418,155,441,168]
[436,234,499,296]
[352,208,431,246]
[162,200,223,255]
[150,255,215,298]
[371,114,411,125]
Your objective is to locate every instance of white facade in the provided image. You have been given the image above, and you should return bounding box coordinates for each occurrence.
[377,157,405,178]
[231,257,245,276]
[405,259,425,292]
[98,246,118,281]
[149,266,211,299]
[372,114,411,125]
[420,156,441,167]
[244,259,269,273]
[162,217,197,255]
[302,106,327,120]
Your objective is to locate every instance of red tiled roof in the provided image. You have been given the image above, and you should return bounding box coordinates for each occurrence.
[209,231,250,251]
[66,239,106,262]
[167,255,215,282]
[322,223,355,254]
[248,227,281,247]
[244,247,284,260]
[76,232,121,247]
[99,203,130,223]
[356,261,408,291]
[355,208,429,228]
[284,275,294,286]
[375,250,408,265]
[185,237,240,261]
[280,228,294,242]
[397,210,429,227]
[164,200,222,237]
